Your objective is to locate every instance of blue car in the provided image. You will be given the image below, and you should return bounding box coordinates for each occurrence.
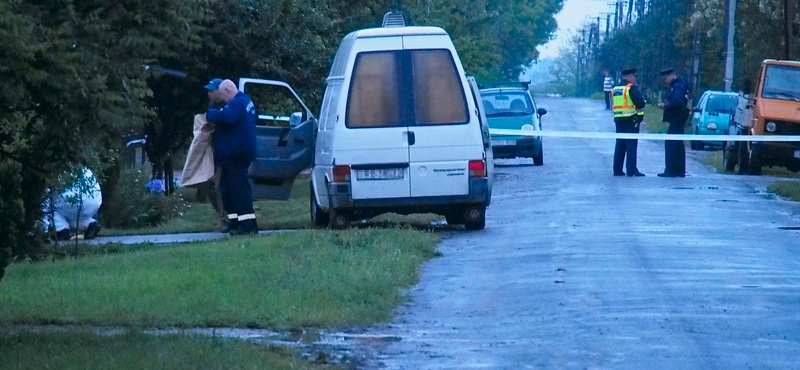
[689,91,739,150]
[480,83,547,165]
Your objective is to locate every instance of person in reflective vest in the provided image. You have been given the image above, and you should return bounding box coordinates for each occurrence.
[612,68,646,177]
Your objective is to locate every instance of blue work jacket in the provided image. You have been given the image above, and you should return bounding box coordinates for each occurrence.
[207,92,257,164]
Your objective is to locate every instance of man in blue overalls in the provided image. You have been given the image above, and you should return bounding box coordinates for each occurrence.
[206,79,258,235]
[657,68,689,177]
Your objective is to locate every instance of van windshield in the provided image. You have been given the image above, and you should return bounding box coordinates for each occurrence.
[762,65,800,102]
[346,49,468,128]
[481,92,534,117]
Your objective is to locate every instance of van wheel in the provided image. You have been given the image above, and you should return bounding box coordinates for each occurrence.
[737,140,750,175]
[748,143,762,175]
[310,184,329,228]
[722,142,737,172]
[328,209,350,230]
[533,150,543,166]
[463,206,486,231]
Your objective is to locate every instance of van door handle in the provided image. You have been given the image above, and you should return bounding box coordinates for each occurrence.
[407,131,415,145]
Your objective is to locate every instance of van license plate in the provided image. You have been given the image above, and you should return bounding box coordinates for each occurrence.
[795,150,800,159]
[492,139,516,146]
[355,168,404,180]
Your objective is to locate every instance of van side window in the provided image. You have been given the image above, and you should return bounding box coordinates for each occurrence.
[320,80,341,130]
[347,52,401,128]
[411,50,468,125]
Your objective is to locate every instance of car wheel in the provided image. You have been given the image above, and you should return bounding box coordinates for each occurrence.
[737,139,750,175]
[463,205,486,231]
[748,142,762,175]
[310,183,329,228]
[533,150,543,166]
[328,208,350,230]
[722,142,737,172]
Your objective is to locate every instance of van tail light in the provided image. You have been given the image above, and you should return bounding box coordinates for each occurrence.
[333,165,351,182]
[468,160,486,177]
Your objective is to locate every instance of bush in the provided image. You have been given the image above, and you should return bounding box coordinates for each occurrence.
[100,165,188,229]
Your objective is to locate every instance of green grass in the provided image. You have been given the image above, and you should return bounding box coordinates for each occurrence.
[101,179,313,236]
[640,105,670,134]
[0,331,337,370]
[0,228,439,329]
[768,181,800,201]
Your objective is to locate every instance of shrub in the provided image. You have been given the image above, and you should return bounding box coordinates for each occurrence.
[100,165,188,229]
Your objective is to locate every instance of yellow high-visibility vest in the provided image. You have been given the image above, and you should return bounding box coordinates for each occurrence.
[612,83,644,118]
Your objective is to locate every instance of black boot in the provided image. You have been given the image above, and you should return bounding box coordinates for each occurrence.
[222,220,238,234]
[233,219,258,235]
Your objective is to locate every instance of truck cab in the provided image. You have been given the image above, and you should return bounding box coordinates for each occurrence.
[724,59,800,174]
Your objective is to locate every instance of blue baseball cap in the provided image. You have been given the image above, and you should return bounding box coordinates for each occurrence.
[204,78,223,90]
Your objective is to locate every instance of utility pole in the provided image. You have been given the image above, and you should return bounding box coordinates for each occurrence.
[724,0,735,91]
[783,0,796,59]
[690,26,703,94]
[605,13,612,39]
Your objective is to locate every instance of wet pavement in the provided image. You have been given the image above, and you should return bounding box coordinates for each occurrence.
[85,229,295,245]
[358,97,800,369]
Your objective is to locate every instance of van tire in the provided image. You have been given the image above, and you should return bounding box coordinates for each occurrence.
[748,143,762,175]
[310,183,329,228]
[463,206,486,231]
[328,209,350,229]
[737,140,750,175]
[533,150,543,166]
[722,142,737,172]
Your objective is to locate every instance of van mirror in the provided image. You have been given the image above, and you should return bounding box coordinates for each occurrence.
[289,112,303,127]
[537,108,547,116]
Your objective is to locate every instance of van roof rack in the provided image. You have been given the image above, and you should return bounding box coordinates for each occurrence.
[478,81,531,89]
[382,11,406,27]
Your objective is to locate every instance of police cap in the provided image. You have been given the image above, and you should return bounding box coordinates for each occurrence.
[204,78,223,90]
[659,68,675,76]
[621,68,637,76]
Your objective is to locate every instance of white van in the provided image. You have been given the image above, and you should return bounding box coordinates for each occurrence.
[238,14,493,230]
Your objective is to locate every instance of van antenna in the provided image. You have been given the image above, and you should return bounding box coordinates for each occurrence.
[382,11,406,27]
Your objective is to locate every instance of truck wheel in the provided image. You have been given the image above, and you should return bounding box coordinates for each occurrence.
[722,142,737,172]
[463,205,486,231]
[737,140,750,175]
[328,208,350,230]
[310,183,329,228]
[533,150,543,166]
[748,143,762,175]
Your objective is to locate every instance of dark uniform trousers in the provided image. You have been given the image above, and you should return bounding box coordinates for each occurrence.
[614,117,641,173]
[219,160,255,229]
[665,119,686,175]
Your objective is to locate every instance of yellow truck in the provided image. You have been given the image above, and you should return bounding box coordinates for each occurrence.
[724,59,800,174]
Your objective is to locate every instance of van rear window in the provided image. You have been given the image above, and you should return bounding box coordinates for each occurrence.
[411,50,468,125]
[346,49,468,128]
[347,52,402,128]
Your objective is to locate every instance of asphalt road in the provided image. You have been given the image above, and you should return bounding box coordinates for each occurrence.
[361,97,800,369]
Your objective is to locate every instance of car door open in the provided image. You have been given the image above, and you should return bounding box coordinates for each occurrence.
[239,78,314,200]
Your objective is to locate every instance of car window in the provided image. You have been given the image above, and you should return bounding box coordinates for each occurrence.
[481,92,534,116]
[763,65,800,101]
[706,95,738,113]
[411,49,468,125]
[346,51,402,128]
[320,80,341,130]
[243,83,306,127]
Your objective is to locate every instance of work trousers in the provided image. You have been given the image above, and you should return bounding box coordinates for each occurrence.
[604,91,612,109]
[664,119,686,175]
[613,118,640,174]
[219,160,255,225]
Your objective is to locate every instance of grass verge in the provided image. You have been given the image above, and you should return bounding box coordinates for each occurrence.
[101,179,313,236]
[0,228,439,329]
[768,181,800,201]
[0,331,337,370]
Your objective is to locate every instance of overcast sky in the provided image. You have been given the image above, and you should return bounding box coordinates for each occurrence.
[537,0,609,60]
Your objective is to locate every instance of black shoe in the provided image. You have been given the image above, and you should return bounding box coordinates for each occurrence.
[627,171,645,177]
[614,172,626,176]
[657,172,674,177]
[232,219,258,236]
[83,222,101,240]
[56,229,72,241]
[221,220,238,234]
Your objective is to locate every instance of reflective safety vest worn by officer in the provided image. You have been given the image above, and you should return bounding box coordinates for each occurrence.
[612,83,644,118]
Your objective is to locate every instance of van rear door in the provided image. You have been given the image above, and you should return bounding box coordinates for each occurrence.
[403,37,484,197]
[337,37,412,200]
[239,78,314,200]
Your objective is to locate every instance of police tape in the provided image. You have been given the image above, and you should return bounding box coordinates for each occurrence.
[488,129,800,142]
